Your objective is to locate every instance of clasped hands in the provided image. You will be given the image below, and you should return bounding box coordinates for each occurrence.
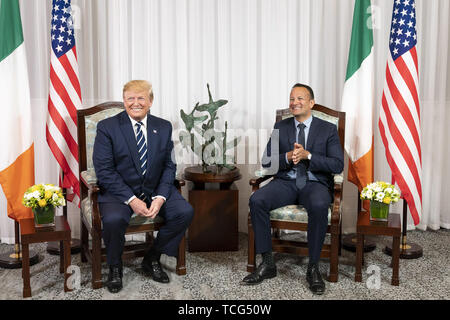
[129,197,165,219]
[288,143,311,165]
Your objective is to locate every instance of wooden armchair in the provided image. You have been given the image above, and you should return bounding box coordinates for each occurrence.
[247,104,345,282]
[77,102,187,289]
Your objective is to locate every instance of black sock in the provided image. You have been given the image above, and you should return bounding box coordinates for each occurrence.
[308,261,318,270]
[147,247,161,261]
[150,248,161,261]
[109,260,122,269]
[262,251,274,266]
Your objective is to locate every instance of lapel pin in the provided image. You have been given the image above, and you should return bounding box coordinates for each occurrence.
[153,129,157,134]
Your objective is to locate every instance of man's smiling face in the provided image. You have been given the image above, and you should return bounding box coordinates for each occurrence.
[123,89,152,121]
[289,86,314,120]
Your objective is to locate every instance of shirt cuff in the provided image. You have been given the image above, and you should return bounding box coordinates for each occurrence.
[285,152,290,164]
[152,195,167,202]
[125,195,137,205]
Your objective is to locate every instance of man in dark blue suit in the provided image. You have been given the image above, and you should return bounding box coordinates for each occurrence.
[242,84,344,295]
[93,80,193,293]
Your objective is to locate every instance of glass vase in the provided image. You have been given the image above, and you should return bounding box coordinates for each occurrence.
[370,200,389,221]
[33,206,55,227]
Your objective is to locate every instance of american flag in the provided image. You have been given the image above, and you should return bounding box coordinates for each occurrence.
[379,0,421,225]
[46,0,81,204]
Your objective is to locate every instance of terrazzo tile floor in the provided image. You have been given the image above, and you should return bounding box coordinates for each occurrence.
[0,229,449,300]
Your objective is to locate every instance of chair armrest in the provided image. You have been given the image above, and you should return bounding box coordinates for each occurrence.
[331,172,344,225]
[89,190,102,230]
[80,170,102,230]
[174,176,186,193]
[175,175,186,187]
[81,170,99,192]
[333,172,344,191]
[249,168,274,191]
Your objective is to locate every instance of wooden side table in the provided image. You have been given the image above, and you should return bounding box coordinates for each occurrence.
[355,211,401,286]
[20,216,72,298]
[184,166,241,252]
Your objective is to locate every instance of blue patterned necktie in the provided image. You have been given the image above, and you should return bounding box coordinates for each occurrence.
[135,121,148,177]
[296,123,307,190]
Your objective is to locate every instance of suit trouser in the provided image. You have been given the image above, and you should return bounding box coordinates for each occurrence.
[99,185,194,266]
[249,178,332,264]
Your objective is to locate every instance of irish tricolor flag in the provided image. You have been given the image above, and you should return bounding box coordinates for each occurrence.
[0,0,35,221]
[341,0,374,204]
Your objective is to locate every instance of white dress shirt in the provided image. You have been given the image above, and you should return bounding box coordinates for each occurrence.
[125,115,166,206]
[285,115,318,181]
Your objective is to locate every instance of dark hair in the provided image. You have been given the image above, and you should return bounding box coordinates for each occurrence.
[292,83,314,100]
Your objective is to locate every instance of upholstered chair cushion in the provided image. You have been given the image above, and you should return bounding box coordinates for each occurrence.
[281,109,340,128]
[81,169,97,185]
[253,168,342,225]
[270,204,332,224]
[81,197,164,229]
[85,108,123,171]
[80,168,164,229]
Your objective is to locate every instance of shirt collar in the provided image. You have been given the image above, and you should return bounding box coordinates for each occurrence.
[128,115,147,130]
[294,115,313,129]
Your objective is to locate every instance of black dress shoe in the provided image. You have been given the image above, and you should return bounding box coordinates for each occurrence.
[106,265,123,293]
[242,262,277,285]
[142,258,170,283]
[306,263,325,295]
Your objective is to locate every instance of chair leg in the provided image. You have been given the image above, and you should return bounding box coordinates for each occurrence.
[176,234,187,276]
[80,220,88,263]
[247,214,256,273]
[328,229,339,282]
[145,231,154,245]
[91,232,103,289]
[273,228,281,239]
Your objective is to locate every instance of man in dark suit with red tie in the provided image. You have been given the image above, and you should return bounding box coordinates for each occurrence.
[242,84,344,295]
[93,80,193,293]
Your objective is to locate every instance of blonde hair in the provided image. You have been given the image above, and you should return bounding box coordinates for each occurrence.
[123,80,154,101]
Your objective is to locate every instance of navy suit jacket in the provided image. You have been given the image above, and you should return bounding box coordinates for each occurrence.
[262,116,344,191]
[93,111,176,203]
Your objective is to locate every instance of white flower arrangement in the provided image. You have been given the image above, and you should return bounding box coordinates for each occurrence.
[360,181,400,205]
[22,184,66,209]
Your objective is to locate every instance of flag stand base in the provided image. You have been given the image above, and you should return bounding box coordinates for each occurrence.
[383,242,423,259]
[0,222,40,269]
[0,250,40,269]
[342,233,376,252]
[383,199,423,259]
[46,239,81,255]
[343,196,377,253]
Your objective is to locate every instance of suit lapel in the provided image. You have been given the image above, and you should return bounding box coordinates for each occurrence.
[118,112,142,176]
[306,116,319,150]
[287,117,296,147]
[146,115,160,177]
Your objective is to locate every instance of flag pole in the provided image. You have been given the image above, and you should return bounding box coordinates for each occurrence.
[401,198,408,250]
[384,190,423,259]
[379,0,422,255]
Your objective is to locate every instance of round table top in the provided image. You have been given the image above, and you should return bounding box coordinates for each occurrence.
[183,166,241,183]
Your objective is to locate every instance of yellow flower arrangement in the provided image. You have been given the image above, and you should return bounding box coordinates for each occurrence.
[22,184,66,209]
[360,181,400,204]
